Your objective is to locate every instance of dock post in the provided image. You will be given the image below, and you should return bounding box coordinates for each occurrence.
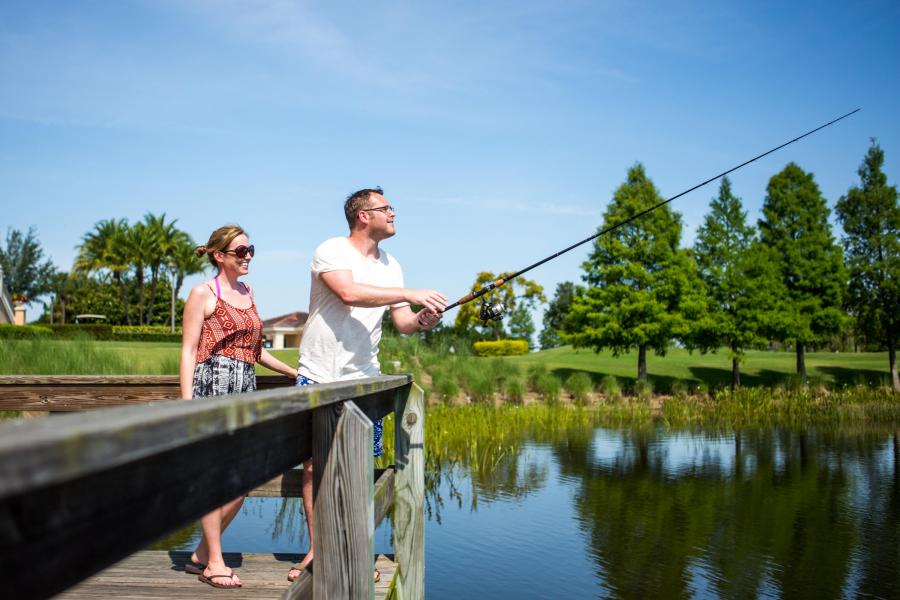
[392,383,425,600]
[311,400,375,599]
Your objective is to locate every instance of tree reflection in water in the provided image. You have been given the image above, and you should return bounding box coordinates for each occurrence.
[553,425,900,599]
[267,406,900,599]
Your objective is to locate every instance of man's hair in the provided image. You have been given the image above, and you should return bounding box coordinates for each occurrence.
[344,187,384,229]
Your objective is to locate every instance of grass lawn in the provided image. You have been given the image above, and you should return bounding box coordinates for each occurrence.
[0,339,892,391]
[508,346,891,390]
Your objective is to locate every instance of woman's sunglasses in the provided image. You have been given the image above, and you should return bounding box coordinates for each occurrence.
[222,245,255,259]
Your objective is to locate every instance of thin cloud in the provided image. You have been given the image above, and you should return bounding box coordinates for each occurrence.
[176,0,402,88]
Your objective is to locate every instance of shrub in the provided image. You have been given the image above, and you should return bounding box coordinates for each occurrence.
[635,379,654,400]
[600,375,621,400]
[467,371,496,403]
[504,376,526,404]
[670,379,689,398]
[536,374,561,403]
[111,326,182,342]
[433,373,460,403]
[472,339,529,357]
[0,324,53,339]
[486,358,521,385]
[47,324,113,340]
[565,372,593,404]
[526,363,549,390]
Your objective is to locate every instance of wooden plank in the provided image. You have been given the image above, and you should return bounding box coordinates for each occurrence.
[53,550,397,600]
[312,400,374,600]
[247,467,392,510]
[248,469,305,497]
[0,375,294,411]
[392,383,425,600]
[373,468,395,529]
[0,375,410,600]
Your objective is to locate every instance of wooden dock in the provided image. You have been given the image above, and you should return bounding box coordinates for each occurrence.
[55,551,398,599]
[1,375,425,600]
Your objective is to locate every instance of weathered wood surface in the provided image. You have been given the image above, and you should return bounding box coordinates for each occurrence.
[251,467,394,529]
[0,375,412,600]
[53,551,397,599]
[311,400,375,600]
[392,383,426,600]
[0,374,294,411]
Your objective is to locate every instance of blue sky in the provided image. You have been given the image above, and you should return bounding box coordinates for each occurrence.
[2,0,898,325]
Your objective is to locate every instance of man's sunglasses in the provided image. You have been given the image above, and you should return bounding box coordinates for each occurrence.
[361,205,395,215]
[223,245,255,259]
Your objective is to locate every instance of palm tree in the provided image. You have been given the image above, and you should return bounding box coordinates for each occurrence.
[167,231,207,329]
[124,221,154,325]
[140,213,179,325]
[74,219,132,324]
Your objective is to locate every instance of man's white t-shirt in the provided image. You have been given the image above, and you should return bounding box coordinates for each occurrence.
[298,237,406,382]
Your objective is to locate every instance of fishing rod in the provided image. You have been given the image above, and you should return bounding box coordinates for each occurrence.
[445,108,861,323]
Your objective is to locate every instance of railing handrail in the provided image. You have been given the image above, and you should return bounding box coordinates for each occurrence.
[0,375,410,500]
[0,373,297,411]
[0,374,425,600]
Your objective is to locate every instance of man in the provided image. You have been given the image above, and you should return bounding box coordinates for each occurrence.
[288,187,446,582]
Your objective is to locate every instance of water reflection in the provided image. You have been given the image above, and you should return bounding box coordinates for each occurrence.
[431,424,900,599]
[155,422,900,599]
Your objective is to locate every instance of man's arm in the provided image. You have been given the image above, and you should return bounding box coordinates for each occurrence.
[320,270,447,313]
[390,304,442,335]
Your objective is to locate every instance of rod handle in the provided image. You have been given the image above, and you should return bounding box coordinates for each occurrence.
[449,278,506,309]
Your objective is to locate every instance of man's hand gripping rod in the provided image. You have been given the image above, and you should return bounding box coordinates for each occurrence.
[443,109,860,316]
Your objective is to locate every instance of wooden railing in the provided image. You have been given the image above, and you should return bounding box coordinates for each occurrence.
[0,375,425,600]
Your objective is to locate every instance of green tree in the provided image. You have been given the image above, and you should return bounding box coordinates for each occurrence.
[835,140,900,390]
[45,271,77,324]
[140,213,177,325]
[167,230,207,328]
[759,163,847,381]
[694,177,783,389]
[566,164,709,381]
[539,281,575,349]
[124,220,154,325]
[0,227,57,303]
[74,219,133,324]
[506,303,535,347]
[453,272,545,340]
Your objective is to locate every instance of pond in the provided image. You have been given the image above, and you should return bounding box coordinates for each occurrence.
[161,423,900,599]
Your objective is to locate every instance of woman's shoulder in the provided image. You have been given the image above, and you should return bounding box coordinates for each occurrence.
[188,280,217,299]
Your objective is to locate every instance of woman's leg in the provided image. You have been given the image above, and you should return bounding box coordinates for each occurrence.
[288,459,315,581]
[199,496,244,586]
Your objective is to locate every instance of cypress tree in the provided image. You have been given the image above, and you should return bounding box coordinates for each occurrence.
[567,164,709,382]
[694,177,782,389]
[836,140,900,390]
[758,163,846,380]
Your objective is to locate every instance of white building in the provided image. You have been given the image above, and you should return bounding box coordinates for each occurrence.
[262,311,308,349]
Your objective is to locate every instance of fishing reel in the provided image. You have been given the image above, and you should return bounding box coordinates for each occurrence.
[479,300,505,323]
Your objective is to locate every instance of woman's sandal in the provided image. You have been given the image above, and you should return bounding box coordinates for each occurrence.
[184,560,207,575]
[198,570,242,589]
[287,558,313,582]
[286,560,380,584]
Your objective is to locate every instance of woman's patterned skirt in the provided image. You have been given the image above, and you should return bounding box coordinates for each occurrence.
[192,354,257,398]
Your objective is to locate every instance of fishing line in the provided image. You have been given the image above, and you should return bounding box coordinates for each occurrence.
[446,108,860,320]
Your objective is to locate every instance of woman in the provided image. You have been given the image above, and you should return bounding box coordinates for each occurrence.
[179,224,297,589]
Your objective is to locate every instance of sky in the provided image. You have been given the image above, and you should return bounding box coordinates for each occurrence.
[2,0,899,327]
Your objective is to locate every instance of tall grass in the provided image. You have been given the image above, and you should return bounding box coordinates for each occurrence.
[0,337,138,374]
